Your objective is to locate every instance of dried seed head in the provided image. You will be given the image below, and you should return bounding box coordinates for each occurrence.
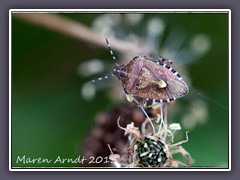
[136,137,167,167]
[107,112,194,168]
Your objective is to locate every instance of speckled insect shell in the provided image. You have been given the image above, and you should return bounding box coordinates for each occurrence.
[112,55,189,103]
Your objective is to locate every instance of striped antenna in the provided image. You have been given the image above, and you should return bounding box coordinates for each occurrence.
[88,74,114,84]
[105,38,118,65]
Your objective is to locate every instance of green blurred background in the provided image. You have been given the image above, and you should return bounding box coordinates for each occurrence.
[11,12,229,168]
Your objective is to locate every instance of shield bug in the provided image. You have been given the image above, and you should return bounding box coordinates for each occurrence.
[106,38,189,107]
[104,38,189,133]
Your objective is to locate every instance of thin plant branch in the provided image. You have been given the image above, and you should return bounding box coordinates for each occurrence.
[13,13,149,56]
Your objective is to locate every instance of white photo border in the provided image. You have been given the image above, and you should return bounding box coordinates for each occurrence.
[9,9,231,171]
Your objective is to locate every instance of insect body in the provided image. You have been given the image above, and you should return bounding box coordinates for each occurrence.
[112,55,189,106]
[105,38,188,133]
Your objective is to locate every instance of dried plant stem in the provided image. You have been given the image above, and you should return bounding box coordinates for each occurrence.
[163,104,168,126]
[170,131,189,148]
[13,13,148,56]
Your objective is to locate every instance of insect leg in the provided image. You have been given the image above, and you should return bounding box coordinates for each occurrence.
[132,97,156,134]
[158,56,173,65]
[144,53,157,61]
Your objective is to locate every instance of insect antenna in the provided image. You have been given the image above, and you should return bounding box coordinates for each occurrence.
[105,38,119,66]
[88,73,114,84]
